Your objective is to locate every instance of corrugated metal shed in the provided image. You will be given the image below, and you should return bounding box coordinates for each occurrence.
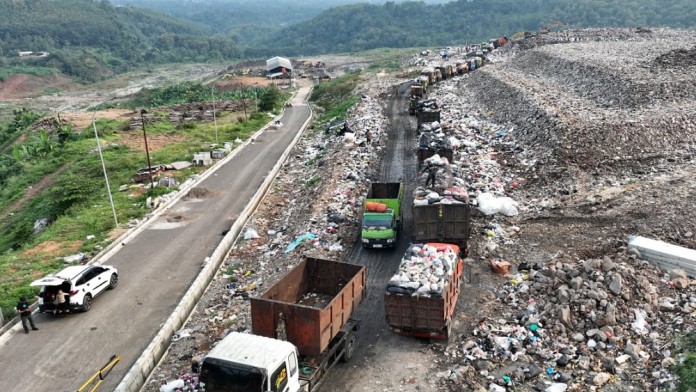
[266,56,293,72]
[206,332,294,370]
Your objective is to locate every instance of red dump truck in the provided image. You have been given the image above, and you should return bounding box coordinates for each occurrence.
[383,203,471,340]
[196,257,366,392]
[385,242,464,340]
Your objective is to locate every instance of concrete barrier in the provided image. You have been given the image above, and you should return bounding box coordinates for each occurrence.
[115,91,314,392]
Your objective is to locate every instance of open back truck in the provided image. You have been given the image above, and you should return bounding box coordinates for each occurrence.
[385,242,464,340]
[197,257,366,392]
[384,203,471,340]
[361,182,404,249]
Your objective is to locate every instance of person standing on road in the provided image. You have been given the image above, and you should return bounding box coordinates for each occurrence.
[16,297,38,334]
[421,161,438,188]
[54,289,67,314]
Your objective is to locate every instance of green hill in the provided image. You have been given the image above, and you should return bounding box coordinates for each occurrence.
[1,0,695,80]
[0,0,238,81]
[258,0,696,56]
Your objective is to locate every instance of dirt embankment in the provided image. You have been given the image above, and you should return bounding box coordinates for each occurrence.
[0,74,77,100]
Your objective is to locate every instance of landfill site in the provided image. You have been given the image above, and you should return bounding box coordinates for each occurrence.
[147,28,696,392]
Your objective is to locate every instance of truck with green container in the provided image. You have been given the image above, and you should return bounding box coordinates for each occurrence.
[361,182,404,248]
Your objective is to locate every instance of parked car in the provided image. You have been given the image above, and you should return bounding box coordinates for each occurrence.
[30,265,118,313]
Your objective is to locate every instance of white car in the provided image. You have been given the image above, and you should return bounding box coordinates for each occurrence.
[30,264,118,313]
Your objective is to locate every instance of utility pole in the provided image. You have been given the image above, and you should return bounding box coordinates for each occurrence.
[92,101,119,228]
[211,85,219,145]
[254,83,258,112]
[140,109,155,190]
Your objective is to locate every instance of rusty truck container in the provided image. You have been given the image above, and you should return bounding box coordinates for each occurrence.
[251,257,366,357]
[385,243,463,339]
[417,109,440,126]
[412,203,471,250]
[410,85,424,98]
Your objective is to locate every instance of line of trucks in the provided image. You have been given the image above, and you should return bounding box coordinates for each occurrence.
[193,198,471,392]
[189,37,512,392]
[408,38,507,119]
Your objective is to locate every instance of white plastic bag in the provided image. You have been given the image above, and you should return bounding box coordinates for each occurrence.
[545,384,568,392]
[477,193,501,215]
[244,229,260,240]
[160,379,185,392]
[631,308,649,334]
[493,336,510,351]
[499,197,519,216]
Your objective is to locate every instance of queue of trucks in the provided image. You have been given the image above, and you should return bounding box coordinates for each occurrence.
[190,36,512,391]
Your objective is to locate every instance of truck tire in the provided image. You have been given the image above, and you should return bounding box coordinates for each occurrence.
[341,334,356,363]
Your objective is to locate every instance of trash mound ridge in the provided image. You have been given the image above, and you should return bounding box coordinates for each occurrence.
[655,45,696,67]
[467,28,696,174]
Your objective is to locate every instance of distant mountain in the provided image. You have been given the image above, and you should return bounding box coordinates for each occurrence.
[0,0,237,81]
[257,0,696,56]
[1,0,693,82]
[110,0,451,42]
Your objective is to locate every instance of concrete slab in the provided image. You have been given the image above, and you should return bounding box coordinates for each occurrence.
[628,236,696,277]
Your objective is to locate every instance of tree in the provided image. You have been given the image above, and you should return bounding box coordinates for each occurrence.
[258,85,281,112]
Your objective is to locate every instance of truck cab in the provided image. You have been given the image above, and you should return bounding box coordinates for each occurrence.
[199,332,302,392]
[362,211,398,248]
[361,183,403,249]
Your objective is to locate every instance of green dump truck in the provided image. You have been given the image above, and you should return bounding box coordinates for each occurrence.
[361,182,404,248]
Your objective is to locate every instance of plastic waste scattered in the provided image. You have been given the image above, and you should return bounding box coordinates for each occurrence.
[631,308,649,334]
[243,229,260,240]
[160,379,185,392]
[545,384,568,392]
[284,233,316,253]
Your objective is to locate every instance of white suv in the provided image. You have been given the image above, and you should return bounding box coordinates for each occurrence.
[31,265,118,313]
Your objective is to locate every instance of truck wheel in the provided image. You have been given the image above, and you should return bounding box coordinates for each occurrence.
[341,334,356,363]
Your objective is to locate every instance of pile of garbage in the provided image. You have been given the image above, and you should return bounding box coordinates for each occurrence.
[438,250,694,391]
[468,28,696,173]
[387,243,459,298]
[409,90,522,215]
[411,28,696,392]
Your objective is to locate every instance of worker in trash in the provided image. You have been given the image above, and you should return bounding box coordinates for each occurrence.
[421,161,438,188]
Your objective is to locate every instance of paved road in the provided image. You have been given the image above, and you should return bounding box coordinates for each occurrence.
[0,85,312,392]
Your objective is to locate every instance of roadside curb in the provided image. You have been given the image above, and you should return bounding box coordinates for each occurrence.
[115,85,313,392]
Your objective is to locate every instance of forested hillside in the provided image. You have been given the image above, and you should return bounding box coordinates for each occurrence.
[0,0,694,81]
[0,0,239,81]
[258,0,696,55]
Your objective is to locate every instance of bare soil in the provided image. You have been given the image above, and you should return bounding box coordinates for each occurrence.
[0,74,77,100]
[22,240,82,258]
[60,108,134,130]
[117,131,189,153]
